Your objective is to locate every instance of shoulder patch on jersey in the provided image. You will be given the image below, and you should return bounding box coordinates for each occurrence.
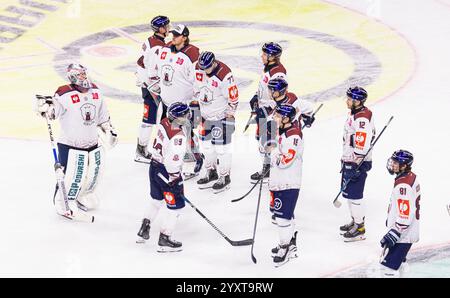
[148,35,165,48]
[285,123,302,139]
[269,63,287,77]
[161,118,183,139]
[55,84,74,96]
[181,44,200,63]
[137,55,145,68]
[285,92,298,105]
[215,61,232,81]
[394,172,417,187]
[354,107,373,121]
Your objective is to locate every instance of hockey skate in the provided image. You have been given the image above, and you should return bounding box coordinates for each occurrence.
[136,218,151,243]
[272,231,298,257]
[212,175,231,194]
[134,143,152,164]
[197,168,218,189]
[339,218,355,235]
[273,239,298,267]
[250,164,270,184]
[157,233,182,252]
[342,222,366,242]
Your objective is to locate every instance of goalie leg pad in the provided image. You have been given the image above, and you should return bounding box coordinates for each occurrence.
[78,146,105,209]
[64,148,89,202]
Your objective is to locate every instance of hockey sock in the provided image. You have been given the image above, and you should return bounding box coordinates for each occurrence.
[276,217,293,245]
[144,199,164,222]
[138,123,153,146]
[216,143,232,177]
[161,209,181,236]
[349,199,365,224]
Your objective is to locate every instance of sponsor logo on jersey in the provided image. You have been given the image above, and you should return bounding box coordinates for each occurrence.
[92,92,99,100]
[164,192,176,206]
[397,199,410,218]
[71,94,80,103]
[196,73,203,81]
[355,131,367,150]
[270,192,275,208]
[161,52,167,60]
[281,149,296,165]
[228,85,238,102]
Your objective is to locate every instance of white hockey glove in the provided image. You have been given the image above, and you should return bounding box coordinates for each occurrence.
[34,94,55,119]
[147,76,161,96]
[99,120,118,149]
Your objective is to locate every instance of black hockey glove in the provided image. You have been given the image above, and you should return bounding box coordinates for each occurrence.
[249,94,259,113]
[301,113,315,128]
[380,229,401,248]
[342,162,360,181]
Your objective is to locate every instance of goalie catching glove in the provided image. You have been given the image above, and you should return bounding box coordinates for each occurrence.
[34,94,55,119]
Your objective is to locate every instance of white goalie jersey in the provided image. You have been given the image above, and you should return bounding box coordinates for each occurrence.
[53,84,110,148]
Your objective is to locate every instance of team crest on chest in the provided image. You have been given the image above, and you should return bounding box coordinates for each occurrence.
[80,103,96,125]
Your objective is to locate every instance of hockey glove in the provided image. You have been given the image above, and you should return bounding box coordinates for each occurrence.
[380,229,401,248]
[35,94,55,119]
[249,94,259,112]
[301,113,315,128]
[99,121,118,149]
[342,162,360,181]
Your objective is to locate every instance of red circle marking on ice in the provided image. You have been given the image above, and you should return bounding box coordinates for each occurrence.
[85,46,127,57]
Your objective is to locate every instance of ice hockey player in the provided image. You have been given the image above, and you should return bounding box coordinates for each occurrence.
[150,24,202,165]
[251,76,314,184]
[136,102,191,252]
[34,63,118,215]
[267,104,303,267]
[193,51,239,193]
[339,86,375,242]
[249,42,315,183]
[380,150,420,277]
[135,15,171,163]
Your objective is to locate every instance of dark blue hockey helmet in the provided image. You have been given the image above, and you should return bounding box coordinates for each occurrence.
[262,42,282,58]
[387,150,414,175]
[268,77,288,99]
[150,15,170,32]
[275,103,297,123]
[168,102,191,124]
[198,51,215,70]
[346,86,368,102]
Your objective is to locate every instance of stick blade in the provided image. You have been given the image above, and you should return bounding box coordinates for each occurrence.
[251,254,257,264]
[230,238,253,246]
[333,200,342,208]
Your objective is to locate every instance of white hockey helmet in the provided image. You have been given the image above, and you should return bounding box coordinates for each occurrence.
[67,63,92,89]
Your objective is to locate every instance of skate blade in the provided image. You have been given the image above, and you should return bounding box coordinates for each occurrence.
[134,156,151,164]
[198,180,217,189]
[183,172,199,181]
[271,247,297,258]
[157,246,183,253]
[274,252,298,267]
[343,235,366,242]
[213,185,231,194]
[136,238,146,244]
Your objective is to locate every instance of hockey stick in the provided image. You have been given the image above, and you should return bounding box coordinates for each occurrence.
[250,175,264,263]
[447,203,450,216]
[301,103,323,129]
[183,196,253,246]
[379,245,389,263]
[333,116,394,208]
[243,113,257,133]
[42,98,94,223]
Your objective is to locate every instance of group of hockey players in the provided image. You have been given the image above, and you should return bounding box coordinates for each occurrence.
[33,15,422,276]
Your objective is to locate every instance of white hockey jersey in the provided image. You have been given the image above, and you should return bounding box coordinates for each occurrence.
[53,84,110,149]
[136,34,166,86]
[151,43,200,106]
[342,107,376,163]
[257,63,287,109]
[386,171,421,243]
[151,118,187,177]
[269,123,304,191]
[193,61,239,121]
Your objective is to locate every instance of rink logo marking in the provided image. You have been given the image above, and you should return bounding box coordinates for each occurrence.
[53,20,382,104]
[0,0,69,50]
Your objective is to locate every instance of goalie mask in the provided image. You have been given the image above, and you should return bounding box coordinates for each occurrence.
[67,63,92,89]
